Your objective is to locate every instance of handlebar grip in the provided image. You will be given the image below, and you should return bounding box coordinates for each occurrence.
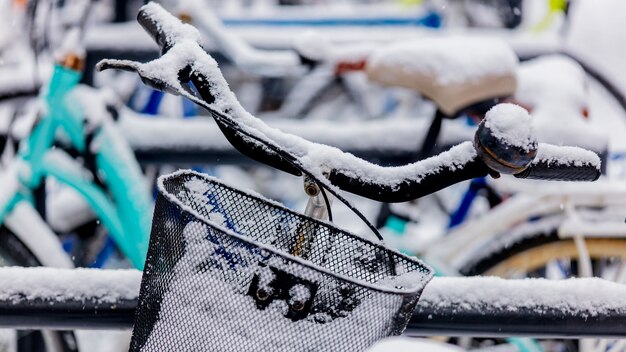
[137,4,202,54]
[137,7,171,53]
[513,144,601,181]
[514,162,600,181]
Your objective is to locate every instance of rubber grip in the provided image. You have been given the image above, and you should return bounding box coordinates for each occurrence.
[514,162,600,181]
[513,143,601,181]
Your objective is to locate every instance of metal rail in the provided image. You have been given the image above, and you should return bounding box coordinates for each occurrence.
[1,269,624,338]
[0,298,136,330]
[408,308,626,339]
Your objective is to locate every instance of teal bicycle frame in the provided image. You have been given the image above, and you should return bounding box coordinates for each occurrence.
[0,63,151,269]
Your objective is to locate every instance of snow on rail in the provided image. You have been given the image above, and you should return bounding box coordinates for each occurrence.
[0,267,141,303]
[420,276,626,317]
[0,267,624,320]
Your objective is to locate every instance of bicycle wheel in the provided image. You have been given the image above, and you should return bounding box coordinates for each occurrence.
[463,234,626,277]
[463,233,626,352]
[0,226,78,352]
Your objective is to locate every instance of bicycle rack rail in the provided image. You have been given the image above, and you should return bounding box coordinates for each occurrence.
[407,277,626,338]
[120,115,468,167]
[1,267,624,338]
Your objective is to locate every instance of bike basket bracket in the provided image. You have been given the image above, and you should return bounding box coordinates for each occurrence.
[130,170,433,352]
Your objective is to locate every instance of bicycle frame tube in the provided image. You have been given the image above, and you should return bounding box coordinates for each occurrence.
[10,63,150,269]
[94,126,151,269]
[20,65,84,187]
[37,137,149,270]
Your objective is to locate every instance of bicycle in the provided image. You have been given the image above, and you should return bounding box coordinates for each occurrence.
[97,4,601,350]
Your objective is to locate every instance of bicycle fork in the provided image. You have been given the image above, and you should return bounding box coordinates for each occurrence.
[293,175,334,258]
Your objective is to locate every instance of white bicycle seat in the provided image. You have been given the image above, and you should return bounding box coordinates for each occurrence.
[366,36,518,116]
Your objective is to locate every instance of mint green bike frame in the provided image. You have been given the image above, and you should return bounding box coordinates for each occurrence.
[0,64,151,269]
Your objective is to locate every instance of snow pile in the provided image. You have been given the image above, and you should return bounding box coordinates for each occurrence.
[288,284,311,306]
[420,276,626,317]
[516,55,587,112]
[484,103,536,151]
[515,55,608,153]
[366,36,518,86]
[0,267,140,303]
[292,30,331,61]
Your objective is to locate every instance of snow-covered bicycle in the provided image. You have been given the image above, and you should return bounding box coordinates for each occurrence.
[95,4,603,350]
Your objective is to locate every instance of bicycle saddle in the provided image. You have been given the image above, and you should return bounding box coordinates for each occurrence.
[365,36,518,116]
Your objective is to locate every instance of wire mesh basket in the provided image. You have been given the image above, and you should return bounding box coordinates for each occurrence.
[130,170,433,352]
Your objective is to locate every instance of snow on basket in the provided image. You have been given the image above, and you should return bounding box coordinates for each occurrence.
[130,170,433,352]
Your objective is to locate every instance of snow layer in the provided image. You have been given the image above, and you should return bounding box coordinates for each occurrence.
[516,55,587,112]
[484,103,536,151]
[533,143,601,169]
[366,36,518,85]
[566,0,626,96]
[0,267,140,303]
[292,30,331,61]
[515,55,608,153]
[420,276,626,317]
[47,186,96,233]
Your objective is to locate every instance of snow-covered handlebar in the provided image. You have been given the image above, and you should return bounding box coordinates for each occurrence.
[97,3,600,203]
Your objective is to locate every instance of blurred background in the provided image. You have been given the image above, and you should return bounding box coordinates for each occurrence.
[1,0,626,351]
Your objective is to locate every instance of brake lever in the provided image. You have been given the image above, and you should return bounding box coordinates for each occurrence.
[97,59,183,96]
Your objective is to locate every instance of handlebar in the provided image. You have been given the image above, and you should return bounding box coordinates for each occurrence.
[514,144,601,181]
[97,3,601,204]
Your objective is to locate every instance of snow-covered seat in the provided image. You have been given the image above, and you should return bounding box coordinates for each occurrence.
[517,55,608,156]
[366,36,518,116]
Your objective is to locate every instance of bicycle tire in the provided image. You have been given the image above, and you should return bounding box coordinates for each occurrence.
[0,226,78,352]
[462,233,626,277]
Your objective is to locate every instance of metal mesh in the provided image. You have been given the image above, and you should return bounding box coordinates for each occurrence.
[130,171,433,352]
